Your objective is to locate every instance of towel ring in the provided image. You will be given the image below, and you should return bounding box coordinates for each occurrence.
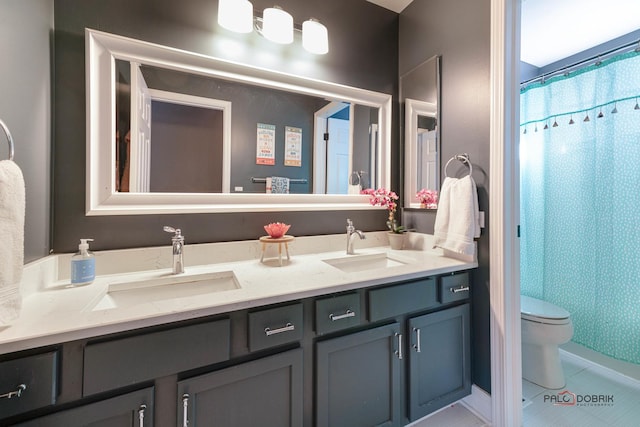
[0,119,14,161]
[349,171,361,186]
[444,154,472,178]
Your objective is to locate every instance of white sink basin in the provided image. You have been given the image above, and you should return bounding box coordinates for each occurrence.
[323,253,410,273]
[88,271,240,311]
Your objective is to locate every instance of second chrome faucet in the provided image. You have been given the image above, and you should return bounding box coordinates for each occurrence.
[346,219,365,255]
[164,226,185,274]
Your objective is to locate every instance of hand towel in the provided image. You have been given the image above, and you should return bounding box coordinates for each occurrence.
[348,184,362,194]
[0,160,25,325]
[266,176,290,194]
[433,175,479,255]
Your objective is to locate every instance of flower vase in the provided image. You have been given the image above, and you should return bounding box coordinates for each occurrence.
[387,232,404,250]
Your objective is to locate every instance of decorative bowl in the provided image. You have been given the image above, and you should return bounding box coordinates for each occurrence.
[264,222,291,239]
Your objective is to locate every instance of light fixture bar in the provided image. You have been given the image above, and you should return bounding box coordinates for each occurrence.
[217,2,329,54]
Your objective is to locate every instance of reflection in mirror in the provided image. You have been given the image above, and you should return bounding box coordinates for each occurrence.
[86,29,391,215]
[404,99,437,207]
[400,55,441,208]
[313,102,378,194]
[116,60,231,193]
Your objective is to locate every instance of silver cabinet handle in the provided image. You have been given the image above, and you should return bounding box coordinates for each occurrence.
[138,404,146,427]
[264,322,295,336]
[0,384,26,400]
[329,310,355,321]
[395,333,403,360]
[451,285,470,293]
[182,393,189,427]
[412,327,421,353]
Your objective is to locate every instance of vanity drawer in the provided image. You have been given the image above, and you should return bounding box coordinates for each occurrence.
[369,278,438,322]
[439,272,471,304]
[0,351,58,418]
[248,303,303,352]
[83,319,230,396]
[315,292,361,335]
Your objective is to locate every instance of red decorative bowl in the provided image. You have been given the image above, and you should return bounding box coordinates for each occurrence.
[264,222,291,239]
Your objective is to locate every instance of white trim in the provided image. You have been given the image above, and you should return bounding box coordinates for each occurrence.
[461,384,493,425]
[490,0,522,426]
[85,28,392,215]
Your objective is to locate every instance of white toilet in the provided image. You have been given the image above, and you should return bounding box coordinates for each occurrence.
[521,295,573,389]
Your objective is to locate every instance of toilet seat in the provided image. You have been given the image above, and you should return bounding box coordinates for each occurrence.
[521,295,570,325]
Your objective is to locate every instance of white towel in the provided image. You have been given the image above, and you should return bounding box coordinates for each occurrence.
[266,176,290,194]
[0,160,25,325]
[348,184,362,194]
[433,175,479,255]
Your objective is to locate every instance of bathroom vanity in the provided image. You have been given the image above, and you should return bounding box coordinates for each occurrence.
[0,233,475,426]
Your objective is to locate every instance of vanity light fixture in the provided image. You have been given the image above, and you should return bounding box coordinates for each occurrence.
[217,1,329,54]
[302,18,329,54]
[217,0,254,33]
[262,6,294,44]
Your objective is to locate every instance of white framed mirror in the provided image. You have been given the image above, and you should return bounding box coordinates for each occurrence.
[86,28,391,215]
[401,55,441,209]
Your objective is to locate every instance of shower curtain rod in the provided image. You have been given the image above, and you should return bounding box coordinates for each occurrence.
[521,39,640,87]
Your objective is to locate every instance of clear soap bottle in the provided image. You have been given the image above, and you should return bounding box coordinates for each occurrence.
[71,238,95,286]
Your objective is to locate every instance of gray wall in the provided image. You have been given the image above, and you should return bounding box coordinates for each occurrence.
[399,0,492,393]
[52,0,398,252]
[0,0,53,263]
[149,102,224,193]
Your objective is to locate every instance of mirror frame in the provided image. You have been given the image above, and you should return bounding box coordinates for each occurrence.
[86,28,392,215]
[404,98,438,208]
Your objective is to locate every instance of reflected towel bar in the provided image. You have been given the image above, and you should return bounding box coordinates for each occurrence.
[251,177,308,184]
[0,119,15,161]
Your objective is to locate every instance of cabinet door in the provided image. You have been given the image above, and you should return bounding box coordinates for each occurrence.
[15,387,153,427]
[178,348,303,427]
[316,323,402,427]
[408,303,471,420]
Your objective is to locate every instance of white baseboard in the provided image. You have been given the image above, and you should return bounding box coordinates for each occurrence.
[461,384,492,425]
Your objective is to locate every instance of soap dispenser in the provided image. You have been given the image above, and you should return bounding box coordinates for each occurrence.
[71,239,96,286]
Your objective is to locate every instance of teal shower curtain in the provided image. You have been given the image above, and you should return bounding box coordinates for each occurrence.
[520,51,640,365]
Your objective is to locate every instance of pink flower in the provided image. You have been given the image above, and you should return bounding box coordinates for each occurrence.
[363,188,399,213]
[416,189,438,207]
[363,188,404,233]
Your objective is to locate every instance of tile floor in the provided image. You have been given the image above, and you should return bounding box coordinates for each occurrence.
[410,349,640,427]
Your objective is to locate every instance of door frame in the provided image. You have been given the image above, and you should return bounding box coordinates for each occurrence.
[489,0,522,426]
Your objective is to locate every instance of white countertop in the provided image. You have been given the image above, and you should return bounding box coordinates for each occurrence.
[0,232,476,355]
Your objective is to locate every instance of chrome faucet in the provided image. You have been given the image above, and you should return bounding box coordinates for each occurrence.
[164,226,185,274]
[346,219,365,255]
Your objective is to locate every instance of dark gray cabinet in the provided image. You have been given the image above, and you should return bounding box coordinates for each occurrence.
[0,351,58,419]
[178,348,303,427]
[317,274,471,426]
[2,270,473,426]
[15,387,154,427]
[248,303,304,352]
[84,319,230,396]
[408,303,471,420]
[316,323,402,427]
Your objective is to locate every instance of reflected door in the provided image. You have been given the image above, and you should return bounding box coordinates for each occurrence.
[326,118,350,194]
[417,129,437,190]
[130,62,152,192]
